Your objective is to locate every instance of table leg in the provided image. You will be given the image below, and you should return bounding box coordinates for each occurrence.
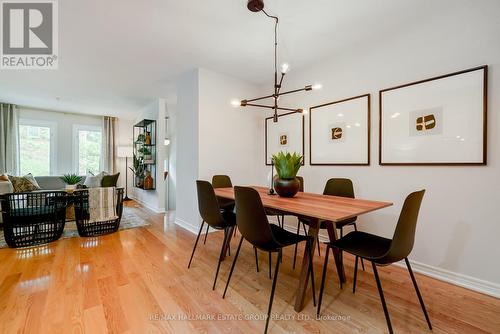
[221,225,235,261]
[294,217,319,312]
[325,221,346,283]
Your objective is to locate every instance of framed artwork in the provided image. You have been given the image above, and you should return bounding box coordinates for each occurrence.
[379,65,487,165]
[309,94,370,165]
[265,112,304,165]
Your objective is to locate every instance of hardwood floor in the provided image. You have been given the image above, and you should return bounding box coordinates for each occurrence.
[0,201,499,333]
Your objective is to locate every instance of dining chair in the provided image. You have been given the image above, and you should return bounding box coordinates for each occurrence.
[223,186,316,334]
[204,175,236,244]
[298,178,365,270]
[188,180,237,290]
[317,190,431,334]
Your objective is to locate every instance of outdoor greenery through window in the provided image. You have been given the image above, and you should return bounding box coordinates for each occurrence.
[19,124,52,176]
[76,129,102,175]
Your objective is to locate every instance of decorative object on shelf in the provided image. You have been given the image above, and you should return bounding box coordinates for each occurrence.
[133,119,156,190]
[117,146,133,200]
[271,151,303,198]
[230,0,321,122]
[266,112,304,165]
[61,174,82,191]
[310,94,370,165]
[143,171,154,190]
[379,66,487,165]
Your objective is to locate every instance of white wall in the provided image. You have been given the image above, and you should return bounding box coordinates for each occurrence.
[274,3,500,295]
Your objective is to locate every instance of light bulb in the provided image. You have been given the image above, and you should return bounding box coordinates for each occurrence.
[164,139,170,146]
[280,62,290,74]
[300,108,309,115]
[312,83,322,90]
[230,99,241,107]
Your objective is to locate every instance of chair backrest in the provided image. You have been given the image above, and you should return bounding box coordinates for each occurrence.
[323,178,354,198]
[196,180,224,228]
[212,175,232,188]
[382,190,425,263]
[234,186,278,250]
[296,176,304,192]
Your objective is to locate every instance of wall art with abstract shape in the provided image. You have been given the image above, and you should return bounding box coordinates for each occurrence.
[379,66,487,165]
[265,112,304,165]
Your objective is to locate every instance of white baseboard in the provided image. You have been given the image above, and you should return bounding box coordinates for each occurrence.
[129,195,165,213]
[174,218,202,235]
[277,219,500,299]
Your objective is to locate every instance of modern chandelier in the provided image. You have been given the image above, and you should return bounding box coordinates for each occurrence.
[231,0,322,122]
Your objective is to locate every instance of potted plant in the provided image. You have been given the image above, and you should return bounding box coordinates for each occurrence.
[61,174,82,191]
[129,154,145,187]
[138,147,152,161]
[272,151,303,197]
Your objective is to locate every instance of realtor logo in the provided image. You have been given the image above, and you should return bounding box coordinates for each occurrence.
[1,0,58,69]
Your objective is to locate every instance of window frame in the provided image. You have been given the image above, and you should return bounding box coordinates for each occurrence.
[18,119,58,176]
[72,124,103,175]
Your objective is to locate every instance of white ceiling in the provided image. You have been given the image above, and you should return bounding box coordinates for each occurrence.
[0,0,453,118]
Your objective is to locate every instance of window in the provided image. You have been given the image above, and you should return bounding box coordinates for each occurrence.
[19,121,57,176]
[74,125,102,175]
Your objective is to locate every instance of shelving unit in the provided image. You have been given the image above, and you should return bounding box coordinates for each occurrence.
[133,119,156,190]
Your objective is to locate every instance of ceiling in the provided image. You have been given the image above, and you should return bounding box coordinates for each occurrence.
[0,0,453,118]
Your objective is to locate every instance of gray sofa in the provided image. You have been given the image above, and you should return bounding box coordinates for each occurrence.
[0,176,86,224]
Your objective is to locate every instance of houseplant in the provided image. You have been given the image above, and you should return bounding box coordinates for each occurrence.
[61,174,82,190]
[129,154,145,187]
[272,151,303,197]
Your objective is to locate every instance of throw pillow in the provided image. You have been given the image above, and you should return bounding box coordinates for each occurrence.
[8,174,41,193]
[101,172,120,187]
[84,172,103,188]
[0,174,9,181]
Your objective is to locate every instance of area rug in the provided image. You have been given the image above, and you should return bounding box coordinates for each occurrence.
[0,208,150,249]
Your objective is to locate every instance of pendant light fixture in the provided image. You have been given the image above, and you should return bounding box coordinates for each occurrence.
[231,0,322,122]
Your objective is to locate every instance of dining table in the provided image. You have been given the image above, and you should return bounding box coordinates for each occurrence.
[214,185,393,312]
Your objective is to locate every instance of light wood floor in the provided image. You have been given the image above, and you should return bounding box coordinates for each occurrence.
[1,201,499,334]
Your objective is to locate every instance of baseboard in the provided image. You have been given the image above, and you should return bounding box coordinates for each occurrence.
[174,218,203,235]
[129,195,165,213]
[277,218,500,299]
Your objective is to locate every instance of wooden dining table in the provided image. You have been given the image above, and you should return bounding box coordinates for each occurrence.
[214,185,393,312]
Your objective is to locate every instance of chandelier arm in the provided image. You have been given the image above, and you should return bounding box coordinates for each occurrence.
[276,87,310,97]
[245,94,276,103]
[245,103,275,109]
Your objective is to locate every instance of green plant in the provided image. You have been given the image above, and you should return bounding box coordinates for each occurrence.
[138,147,152,156]
[272,151,303,180]
[60,173,82,185]
[129,154,145,177]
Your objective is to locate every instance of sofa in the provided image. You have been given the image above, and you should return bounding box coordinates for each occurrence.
[0,176,87,224]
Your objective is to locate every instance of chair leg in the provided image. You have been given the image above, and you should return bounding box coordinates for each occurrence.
[340,226,343,238]
[316,236,321,256]
[317,244,331,316]
[212,228,229,290]
[276,215,281,228]
[223,236,244,298]
[353,256,359,294]
[265,250,281,334]
[371,262,393,334]
[307,239,316,306]
[268,252,272,279]
[405,258,432,330]
[203,222,209,245]
[353,224,366,271]
[254,246,259,272]
[332,247,343,290]
[302,222,308,235]
[188,221,204,268]
[293,219,301,270]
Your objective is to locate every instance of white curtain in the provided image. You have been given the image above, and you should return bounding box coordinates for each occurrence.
[102,116,116,174]
[0,103,19,175]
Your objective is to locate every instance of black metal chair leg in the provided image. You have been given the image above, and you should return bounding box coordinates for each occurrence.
[268,252,272,279]
[332,246,343,290]
[353,256,359,294]
[340,227,343,238]
[212,229,229,290]
[254,246,259,272]
[372,262,393,334]
[302,222,308,235]
[293,219,301,269]
[276,215,281,228]
[317,244,331,316]
[264,250,281,334]
[188,221,205,268]
[223,236,244,298]
[353,224,366,271]
[203,222,209,245]
[405,258,432,330]
[307,240,316,306]
[316,236,321,256]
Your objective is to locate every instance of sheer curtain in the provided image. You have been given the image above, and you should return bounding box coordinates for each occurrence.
[102,116,116,174]
[0,103,19,175]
